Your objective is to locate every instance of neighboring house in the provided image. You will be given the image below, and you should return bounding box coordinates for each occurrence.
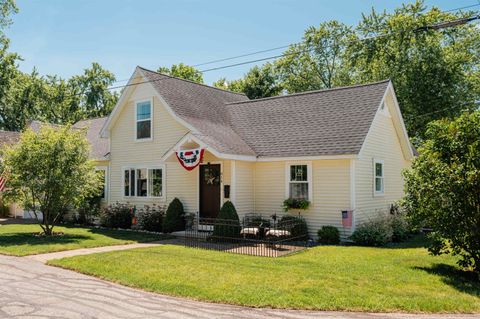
[99,66,415,237]
[0,118,110,218]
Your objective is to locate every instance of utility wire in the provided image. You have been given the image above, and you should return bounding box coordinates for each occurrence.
[103,12,479,92]
[108,3,480,85]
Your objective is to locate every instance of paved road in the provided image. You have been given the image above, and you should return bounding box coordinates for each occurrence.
[0,255,477,319]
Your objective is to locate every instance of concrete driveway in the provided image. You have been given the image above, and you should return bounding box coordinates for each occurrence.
[0,254,477,319]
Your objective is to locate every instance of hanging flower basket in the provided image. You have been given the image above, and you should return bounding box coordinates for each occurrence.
[282,198,310,212]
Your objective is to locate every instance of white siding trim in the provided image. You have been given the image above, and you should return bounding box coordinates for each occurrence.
[258,154,357,162]
[284,161,313,201]
[121,164,166,200]
[134,97,153,142]
[230,160,236,205]
[373,158,385,197]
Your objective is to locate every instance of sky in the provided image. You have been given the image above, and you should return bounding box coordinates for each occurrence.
[5,0,479,86]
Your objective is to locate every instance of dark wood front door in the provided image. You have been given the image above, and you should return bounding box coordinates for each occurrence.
[199,164,221,219]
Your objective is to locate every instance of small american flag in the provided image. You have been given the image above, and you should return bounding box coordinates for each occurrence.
[0,173,8,192]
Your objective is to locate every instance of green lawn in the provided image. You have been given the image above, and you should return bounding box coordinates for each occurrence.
[49,236,480,313]
[0,224,168,256]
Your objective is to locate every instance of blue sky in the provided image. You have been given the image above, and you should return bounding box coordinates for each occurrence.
[5,0,478,85]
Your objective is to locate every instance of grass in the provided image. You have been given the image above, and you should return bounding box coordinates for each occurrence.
[0,224,168,256]
[49,236,480,313]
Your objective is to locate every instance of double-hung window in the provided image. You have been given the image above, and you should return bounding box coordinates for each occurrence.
[286,163,312,200]
[124,167,163,198]
[136,100,152,140]
[374,159,384,195]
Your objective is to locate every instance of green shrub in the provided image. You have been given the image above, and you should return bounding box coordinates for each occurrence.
[137,204,165,232]
[317,225,340,244]
[212,201,240,239]
[75,195,102,225]
[350,215,393,246]
[100,202,132,229]
[278,215,309,240]
[389,213,410,242]
[163,198,185,233]
[0,201,9,217]
[282,198,310,212]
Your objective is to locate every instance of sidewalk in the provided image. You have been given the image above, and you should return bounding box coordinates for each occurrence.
[26,239,180,263]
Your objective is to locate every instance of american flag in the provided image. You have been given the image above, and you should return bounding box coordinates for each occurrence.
[0,173,8,192]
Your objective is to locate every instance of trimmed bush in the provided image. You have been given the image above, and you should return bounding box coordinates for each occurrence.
[163,198,185,233]
[100,202,132,229]
[278,215,309,240]
[317,226,340,244]
[212,201,240,239]
[137,204,165,232]
[350,216,393,246]
[389,213,410,242]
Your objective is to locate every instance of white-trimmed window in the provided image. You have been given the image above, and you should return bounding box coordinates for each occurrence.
[135,99,152,140]
[286,163,312,200]
[95,167,107,200]
[374,159,384,195]
[124,167,163,198]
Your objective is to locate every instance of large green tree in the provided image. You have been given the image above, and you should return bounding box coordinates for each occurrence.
[2,125,103,235]
[213,63,281,99]
[275,20,354,92]
[157,63,204,83]
[403,111,480,273]
[348,1,480,140]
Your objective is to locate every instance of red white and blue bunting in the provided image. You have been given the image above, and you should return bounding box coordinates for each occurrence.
[175,148,205,171]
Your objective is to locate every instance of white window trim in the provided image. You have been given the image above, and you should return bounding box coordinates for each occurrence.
[373,159,385,196]
[95,166,108,200]
[122,164,166,200]
[284,161,313,201]
[134,98,153,142]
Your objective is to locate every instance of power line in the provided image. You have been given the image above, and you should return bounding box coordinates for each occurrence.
[108,3,480,86]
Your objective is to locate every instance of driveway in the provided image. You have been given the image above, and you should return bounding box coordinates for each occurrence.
[0,255,477,319]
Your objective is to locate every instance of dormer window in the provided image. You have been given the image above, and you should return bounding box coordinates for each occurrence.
[136,99,152,140]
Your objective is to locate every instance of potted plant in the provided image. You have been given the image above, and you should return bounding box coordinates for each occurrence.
[282,198,310,212]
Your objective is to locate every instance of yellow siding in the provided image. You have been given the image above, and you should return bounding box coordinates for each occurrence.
[253,160,351,237]
[354,92,411,225]
[109,81,191,209]
[234,161,254,216]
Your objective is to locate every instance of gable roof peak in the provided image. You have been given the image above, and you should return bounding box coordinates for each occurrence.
[136,66,248,97]
[226,79,391,105]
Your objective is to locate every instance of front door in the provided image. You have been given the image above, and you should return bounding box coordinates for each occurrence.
[199,164,221,219]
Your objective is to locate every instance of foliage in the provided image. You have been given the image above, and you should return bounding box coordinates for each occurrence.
[213,63,282,99]
[2,126,102,235]
[0,0,16,32]
[317,225,340,244]
[403,111,480,272]
[390,213,410,242]
[75,195,102,226]
[157,63,203,83]
[100,202,132,229]
[278,215,309,240]
[0,224,167,256]
[347,1,479,140]
[0,198,9,217]
[275,20,354,92]
[212,201,241,238]
[136,204,165,232]
[282,198,310,211]
[350,215,393,246]
[163,197,185,233]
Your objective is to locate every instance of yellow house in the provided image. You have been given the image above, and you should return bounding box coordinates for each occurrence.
[99,66,415,237]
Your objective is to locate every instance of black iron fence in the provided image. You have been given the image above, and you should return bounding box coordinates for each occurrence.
[183,213,308,257]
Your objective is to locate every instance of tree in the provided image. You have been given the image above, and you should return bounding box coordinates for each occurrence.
[213,63,281,99]
[2,125,102,235]
[275,20,354,93]
[403,111,480,273]
[0,0,17,32]
[349,1,480,140]
[157,63,203,83]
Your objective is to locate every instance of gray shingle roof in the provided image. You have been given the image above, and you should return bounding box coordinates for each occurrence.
[0,131,20,147]
[73,117,109,160]
[138,67,390,157]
